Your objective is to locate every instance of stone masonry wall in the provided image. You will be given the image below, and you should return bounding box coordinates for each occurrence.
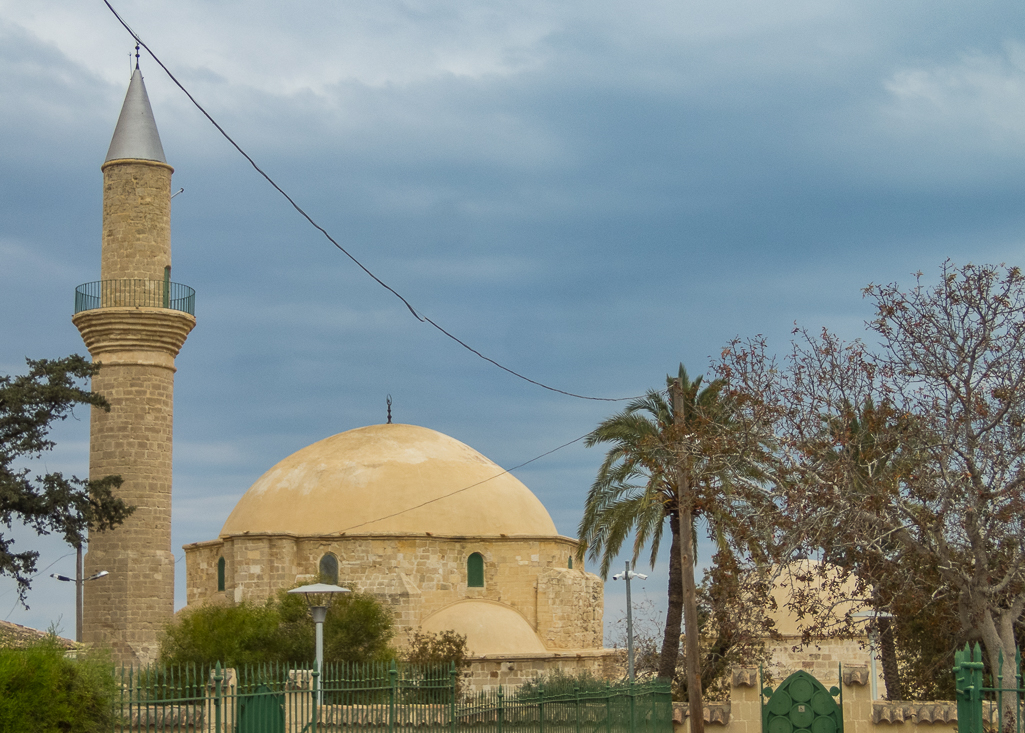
[535,567,604,650]
[184,534,603,651]
[82,360,177,664]
[674,667,957,733]
[764,636,880,691]
[101,160,173,282]
[465,653,618,693]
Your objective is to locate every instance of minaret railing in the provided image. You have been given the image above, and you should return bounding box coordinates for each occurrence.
[74,279,196,315]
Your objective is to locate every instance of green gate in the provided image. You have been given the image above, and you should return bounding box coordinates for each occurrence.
[762,671,843,733]
[237,682,286,733]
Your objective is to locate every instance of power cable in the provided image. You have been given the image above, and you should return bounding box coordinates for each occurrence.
[101,0,636,403]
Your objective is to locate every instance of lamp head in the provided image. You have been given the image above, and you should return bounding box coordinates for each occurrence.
[287,582,351,609]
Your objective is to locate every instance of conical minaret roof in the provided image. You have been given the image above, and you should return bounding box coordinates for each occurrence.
[105,66,167,163]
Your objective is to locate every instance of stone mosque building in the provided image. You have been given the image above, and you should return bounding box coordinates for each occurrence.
[74,64,615,683]
[183,424,613,686]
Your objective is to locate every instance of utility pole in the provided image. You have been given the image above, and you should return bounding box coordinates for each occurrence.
[673,378,704,733]
[50,543,108,643]
[613,562,649,682]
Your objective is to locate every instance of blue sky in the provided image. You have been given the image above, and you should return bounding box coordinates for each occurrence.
[1,0,1024,644]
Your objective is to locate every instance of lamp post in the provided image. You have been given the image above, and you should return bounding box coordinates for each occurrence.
[288,582,351,706]
[852,609,894,700]
[612,561,648,681]
[50,543,108,643]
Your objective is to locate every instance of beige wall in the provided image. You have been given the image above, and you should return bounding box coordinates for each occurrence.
[101,159,173,282]
[75,308,193,664]
[675,667,957,733]
[184,533,603,652]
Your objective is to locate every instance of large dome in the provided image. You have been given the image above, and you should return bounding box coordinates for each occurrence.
[220,424,559,537]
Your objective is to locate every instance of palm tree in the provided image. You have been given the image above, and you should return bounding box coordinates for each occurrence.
[577,365,774,704]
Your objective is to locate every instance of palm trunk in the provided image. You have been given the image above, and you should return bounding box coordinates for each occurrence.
[673,380,704,733]
[658,519,684,681]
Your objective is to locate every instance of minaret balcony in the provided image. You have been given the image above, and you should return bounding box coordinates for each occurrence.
[74,279,195,316]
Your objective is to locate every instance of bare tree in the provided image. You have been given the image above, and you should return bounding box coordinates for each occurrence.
[720,262,1025,726]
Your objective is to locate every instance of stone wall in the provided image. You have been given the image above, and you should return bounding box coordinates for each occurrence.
[673,667,957,733]
[101,159,173,282]
[183,533,602,651]
[763,635,883,694]
[77,309,193,665]
[464,651,619,692]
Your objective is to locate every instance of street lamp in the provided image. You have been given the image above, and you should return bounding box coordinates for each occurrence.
[612,562,648,681]
[50,543,108,643]
[288,582,350,706]
[852,609,894,700]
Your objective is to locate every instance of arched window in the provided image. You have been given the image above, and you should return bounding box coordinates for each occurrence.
[568,556,573,569]
[467,552,485,588]
[319,553,339,585]
[217,557,225,592]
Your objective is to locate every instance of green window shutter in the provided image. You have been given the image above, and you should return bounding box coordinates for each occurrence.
[467,552,485,587]
[217,557,225,591]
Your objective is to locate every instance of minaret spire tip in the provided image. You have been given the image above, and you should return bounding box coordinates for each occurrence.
[135,43,140,70]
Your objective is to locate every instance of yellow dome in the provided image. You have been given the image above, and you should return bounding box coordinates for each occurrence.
[220,424,559,538]
[421,601,548,655]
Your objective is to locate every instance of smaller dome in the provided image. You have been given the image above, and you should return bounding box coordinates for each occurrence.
[421,601,548,655]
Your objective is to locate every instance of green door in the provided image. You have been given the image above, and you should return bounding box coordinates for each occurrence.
[762,671,842,733]
[237,683,285,733]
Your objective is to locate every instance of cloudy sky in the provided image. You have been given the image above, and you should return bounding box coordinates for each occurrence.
[2,0,1024,645]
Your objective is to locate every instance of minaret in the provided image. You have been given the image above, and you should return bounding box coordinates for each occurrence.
[72,63,195,664]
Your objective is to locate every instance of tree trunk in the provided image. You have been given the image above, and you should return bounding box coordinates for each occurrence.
[674,380,704,733]
[657,518,684,681]
[877,616,902,701]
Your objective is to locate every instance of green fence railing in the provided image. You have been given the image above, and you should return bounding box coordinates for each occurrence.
[111,661,672,733]
[954,643,1024,733]
[75,279,196,315]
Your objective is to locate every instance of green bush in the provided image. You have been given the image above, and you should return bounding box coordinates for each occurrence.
[159,590,395,668]
[158,601,285,668]
[402,629,471,700]
[0,637,115,733]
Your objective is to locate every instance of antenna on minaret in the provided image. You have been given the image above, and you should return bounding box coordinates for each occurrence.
[386,395,393,424]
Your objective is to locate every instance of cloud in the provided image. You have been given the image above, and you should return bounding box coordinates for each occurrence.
[883,42,1025,154]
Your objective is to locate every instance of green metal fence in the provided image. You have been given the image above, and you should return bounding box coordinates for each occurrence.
[75,279,196,315]
[954,643,1023,733]
[111,662,672,733]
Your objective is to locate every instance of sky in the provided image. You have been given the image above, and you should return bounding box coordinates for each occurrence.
[2,0,1025,646]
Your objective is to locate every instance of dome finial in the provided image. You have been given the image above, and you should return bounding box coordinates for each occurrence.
[135,43,140,70]
[386,395,393,424]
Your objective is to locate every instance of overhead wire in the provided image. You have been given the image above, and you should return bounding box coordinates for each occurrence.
[101,0,637,403]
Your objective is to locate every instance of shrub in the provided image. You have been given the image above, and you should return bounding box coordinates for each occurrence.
[403,629,471,699]
[0,636,115,733]
[159,589,395,667]
[159,601,285,668]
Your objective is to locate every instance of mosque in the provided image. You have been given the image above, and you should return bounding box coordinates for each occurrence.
[74,63,615,683]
